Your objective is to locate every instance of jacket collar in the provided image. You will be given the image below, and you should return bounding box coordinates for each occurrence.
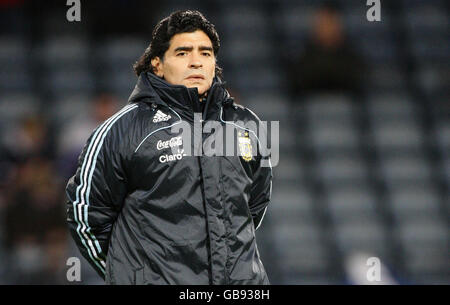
[128,72,232,120]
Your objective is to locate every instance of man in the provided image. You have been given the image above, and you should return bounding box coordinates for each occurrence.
[286,3,365,99]
[66,10,273,285]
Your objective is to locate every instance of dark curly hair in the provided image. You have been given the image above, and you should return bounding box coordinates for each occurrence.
[133,10,223,79]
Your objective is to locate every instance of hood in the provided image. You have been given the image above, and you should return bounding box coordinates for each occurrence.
[128,72,233,120]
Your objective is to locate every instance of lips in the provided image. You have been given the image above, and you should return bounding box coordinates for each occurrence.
[186,75,205,80]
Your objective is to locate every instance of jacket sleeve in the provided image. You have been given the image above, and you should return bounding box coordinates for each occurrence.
[248,154,273,231]
[247,113,273,231]
[65,105,136,279]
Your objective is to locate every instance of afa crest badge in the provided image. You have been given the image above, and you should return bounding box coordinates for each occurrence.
[238,131,253,162]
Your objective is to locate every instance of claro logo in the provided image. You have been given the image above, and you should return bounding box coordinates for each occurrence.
[159,149,187,163]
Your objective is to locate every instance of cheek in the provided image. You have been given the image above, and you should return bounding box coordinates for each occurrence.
[210,60,216,75]
[207,61,216,79]
[164,63,185,83]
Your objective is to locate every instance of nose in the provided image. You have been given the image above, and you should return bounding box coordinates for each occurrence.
[189,52,202,69]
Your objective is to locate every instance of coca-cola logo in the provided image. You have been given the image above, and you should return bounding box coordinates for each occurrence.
[157,136,183,150]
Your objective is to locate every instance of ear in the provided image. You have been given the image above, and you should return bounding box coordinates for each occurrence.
[151,57,164,78]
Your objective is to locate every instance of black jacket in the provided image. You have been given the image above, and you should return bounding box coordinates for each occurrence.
[66,72,273,284]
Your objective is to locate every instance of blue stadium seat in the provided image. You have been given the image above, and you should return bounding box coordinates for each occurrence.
[434,121,450,155]
[342,7,400,64]
[355,35,399,64]
[219,5,269,39]
[0,37,32,93]
[409,34,450,64]
[0,69,32,93]
[268,185,315,221]
[243,94,290,122]
[400,0,446,7]
[414,64,449,96]
[325,185,379,224]
[221,37,273,64]
[274,122,297,152]
[39,36,89,69]
[49,94,92,126]
[405,4,449,63]
[308,121,360,154]
[275,4,315,50]
[226,66,283,93]
[366,63,407,93]
[99,36,147,70]
[367,93,417,123]
[442,157,450,189]
[0,94,39,123]
[161,0,207,11]
[388,185,443,220]
[101,69,137,100]
[371,120,425,153]
[377,154,433,186]
[304,94,355,122]
[272,153,305,185]
[46,68,95,96]
[404,4,448,34]
[0,36,27,67]
[315,154,369,186]
[0,94,40,160]
[271,221,330,279]
[333,220,389,260]
[343,6,393,38]
[394,218,449,277]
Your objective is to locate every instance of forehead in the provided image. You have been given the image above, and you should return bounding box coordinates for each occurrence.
[168,30,213,49]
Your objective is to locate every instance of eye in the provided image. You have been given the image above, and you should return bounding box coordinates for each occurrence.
[176,52,187,56]
[202,52,212,57]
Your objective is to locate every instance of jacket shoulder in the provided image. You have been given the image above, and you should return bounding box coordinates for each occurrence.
[222,102,268,141]
[109,103,140,130]
[226,101,264,125]
[96,103,140,151]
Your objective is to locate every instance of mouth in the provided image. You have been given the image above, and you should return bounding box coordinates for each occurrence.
[186,75,205,81]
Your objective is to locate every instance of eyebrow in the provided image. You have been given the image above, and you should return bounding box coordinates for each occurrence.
[174,46,214,52]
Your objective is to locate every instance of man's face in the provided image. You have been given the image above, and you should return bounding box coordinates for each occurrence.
[151,30,216,95]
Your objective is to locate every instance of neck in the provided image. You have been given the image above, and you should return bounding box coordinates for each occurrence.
[199,91,208,103]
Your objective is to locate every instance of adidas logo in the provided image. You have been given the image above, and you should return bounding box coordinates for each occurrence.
[153,110,171,123]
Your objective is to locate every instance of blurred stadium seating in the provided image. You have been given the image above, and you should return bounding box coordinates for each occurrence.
[0,0,448,284]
